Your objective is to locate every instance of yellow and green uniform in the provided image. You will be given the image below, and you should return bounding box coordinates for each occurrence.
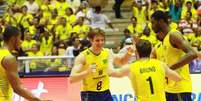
[163,30,192,93]
[27,51,44,69]
[181,7,197,19]
[4,14,18,27]
[28,25,37,35]
[169,22,178,30]
[129,59,166,101]
[81,48,110,92]
[21,40,37,52]
[73,24,89,39]
[40,36,53,55]
[132,7,147,27]
[20,14,33,29]
[154,42,165,61]
[127,24,143,36]
[65,14,76,24]
[55,1,69,16]
[0,49,13,101]
[55,24,72,41]
[140,34,158,46]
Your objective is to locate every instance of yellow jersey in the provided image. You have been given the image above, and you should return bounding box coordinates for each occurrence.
[21,40,37,51]
[81,48,110,92]
[163,30,192,93]
[40,36,53,55]
[127,24,143,36]
[154,42,165,61]
[0,49,13,101]
[129,59,166,101]
[140,34,158,46]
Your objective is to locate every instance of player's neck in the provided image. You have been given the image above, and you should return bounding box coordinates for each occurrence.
[3,43,15,52]
[89,47,101,55]
[140,57,149,60]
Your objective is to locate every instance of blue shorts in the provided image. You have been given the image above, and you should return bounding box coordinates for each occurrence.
[81,90,113,101]
[166,92,192,101]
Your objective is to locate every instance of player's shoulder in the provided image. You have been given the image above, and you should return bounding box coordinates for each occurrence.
[169,29,182,36]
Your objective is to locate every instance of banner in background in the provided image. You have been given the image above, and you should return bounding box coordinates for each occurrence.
[13,77,81,101]
[13,74,201,101]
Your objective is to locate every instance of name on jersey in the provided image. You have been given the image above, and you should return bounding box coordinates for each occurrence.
[140,66,156,74]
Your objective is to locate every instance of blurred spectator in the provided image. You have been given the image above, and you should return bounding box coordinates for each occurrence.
[132,0,148,27]
[19,5,33,33]
[40,0,53,18]
[118,37,137,64]
[0,0,8,18]
[67,0,81,12]
[75,1,88,19]
[88,0,108,8]
[65,36,81,68]
[58,41,67,56]
[113,0,124,18]
[64,7,77,25]
[181,1,197,19]
[72,17,90,39]
[179,11,196,34]
[44,46,66,72]
[120,28,131,48]
[21,31,37,52]
[190,59,201,73]
[23,0,39,14]
[39,31,54,55]
[127,16,143,36]
[54,0,69,16]
[27,43,44,70]
[140,25,158,46]
[55,16,72,42]
[88,6,114,30]
[169,0,182,23]
[191,27,201,51]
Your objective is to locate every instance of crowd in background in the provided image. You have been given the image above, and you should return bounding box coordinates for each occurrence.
[0,0,200,72]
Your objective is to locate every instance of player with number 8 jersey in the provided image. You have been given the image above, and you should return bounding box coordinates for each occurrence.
[70,28,134,101]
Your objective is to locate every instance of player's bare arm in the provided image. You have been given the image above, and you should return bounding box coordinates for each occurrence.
[163,62,181,81]
[113,46,134,66]
[70,53,92,83]
[2,55,42,101]
[108,64,130,78]
[169,32,197,70]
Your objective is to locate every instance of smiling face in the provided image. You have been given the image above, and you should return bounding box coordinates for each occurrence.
[90,34,104,51]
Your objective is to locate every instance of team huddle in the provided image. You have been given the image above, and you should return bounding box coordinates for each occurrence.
[0,9,199,101]
[70,10,198,101]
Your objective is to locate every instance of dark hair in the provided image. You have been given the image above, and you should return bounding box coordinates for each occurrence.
[93,6,101,13]
[136,39,152,58]
[186,11,192,17]
[87,28,105,40]
[151,10,169,24]
[151,0,158,4]
[3,25,20,42]
[123,28,130,33]
[66,7,74,15]
[186,1,192,5]
[131,16,137,21]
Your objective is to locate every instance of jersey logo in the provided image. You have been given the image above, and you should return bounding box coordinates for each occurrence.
[86,51,90,55]
[102,59,107,64]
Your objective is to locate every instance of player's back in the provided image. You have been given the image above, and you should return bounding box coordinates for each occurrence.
[0,49,13,101]
[129,58,166,101]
